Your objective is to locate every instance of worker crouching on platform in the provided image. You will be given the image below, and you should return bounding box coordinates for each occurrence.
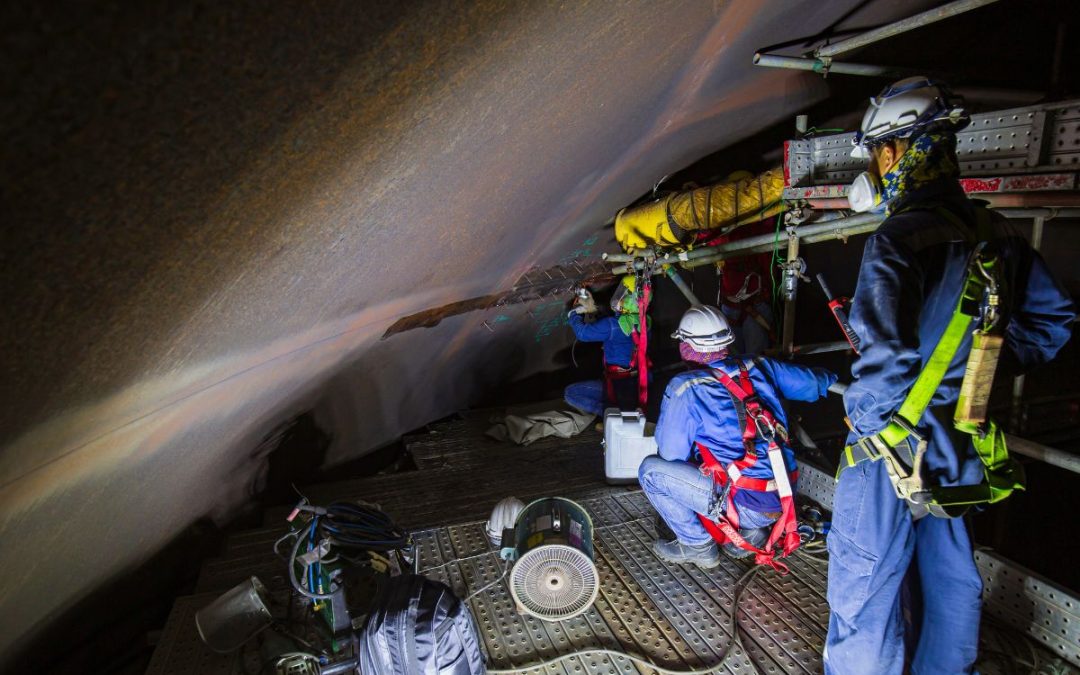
[639,305,837,569]
[563,276,649,415]
[825,78,1076,675]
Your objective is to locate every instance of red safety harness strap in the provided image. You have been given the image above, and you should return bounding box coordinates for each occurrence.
[629,282,652,408]
[694,362,801,572]
[603,362,635,406]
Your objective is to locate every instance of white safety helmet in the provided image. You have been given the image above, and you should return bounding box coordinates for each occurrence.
[671,305,735,352]
[485,497,525,547]
[851,77,969,160]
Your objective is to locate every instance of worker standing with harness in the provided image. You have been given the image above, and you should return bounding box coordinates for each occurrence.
[563,276,650,416]
[639,305,836,569]
[825,78,1076,675]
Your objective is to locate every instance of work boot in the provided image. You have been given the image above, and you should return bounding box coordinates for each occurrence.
[721,526,770,560]
[652,539,720,569]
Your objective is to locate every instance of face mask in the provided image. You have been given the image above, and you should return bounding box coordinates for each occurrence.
[848,171,883,213]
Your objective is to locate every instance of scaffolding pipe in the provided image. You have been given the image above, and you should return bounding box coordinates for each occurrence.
[781,234,800,356]
[996,207,1080,219]
[808,193,1080,212]
[828,383,1080,476]
[682,213,884,269]
[607,207,1080,273]
[664,266,700,305]
[790,340,853,356]
[1004,434,1080,475]
[752,53,900,77]
[1011,216,1046,432]
[815,0,1001,58]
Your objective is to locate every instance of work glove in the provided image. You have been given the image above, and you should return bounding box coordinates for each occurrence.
[614,201,685,252]
[576,293,598,314]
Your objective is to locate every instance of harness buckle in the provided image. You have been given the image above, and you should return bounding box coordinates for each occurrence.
[888,414,924,442]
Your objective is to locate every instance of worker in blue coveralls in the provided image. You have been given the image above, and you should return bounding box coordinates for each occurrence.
[826,78,1075,675]
[639,304,837,568]
[563,276,648,415]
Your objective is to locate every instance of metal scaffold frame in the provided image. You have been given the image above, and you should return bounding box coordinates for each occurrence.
[603,98,1080,481]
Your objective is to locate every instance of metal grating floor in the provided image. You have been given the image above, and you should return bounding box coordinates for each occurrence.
[147,414,1079,674]
[415,493,827,674]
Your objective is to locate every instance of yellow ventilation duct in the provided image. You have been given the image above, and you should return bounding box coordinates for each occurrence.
[615,168,786,251]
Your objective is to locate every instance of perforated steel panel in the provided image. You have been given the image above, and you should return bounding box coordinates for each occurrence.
[784,99,1080,190]
[149,405,1078,675]
[794,461,836,511]
[976,548,1080,667]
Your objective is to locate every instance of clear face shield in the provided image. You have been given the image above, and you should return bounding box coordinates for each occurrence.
[610,283,633,313]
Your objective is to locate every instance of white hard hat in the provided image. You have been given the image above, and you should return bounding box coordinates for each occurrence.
[486,497,525,547]
[671,305,735,352]
[851,77,969,159]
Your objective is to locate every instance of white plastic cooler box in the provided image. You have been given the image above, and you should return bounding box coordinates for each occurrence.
[602,408,658,484]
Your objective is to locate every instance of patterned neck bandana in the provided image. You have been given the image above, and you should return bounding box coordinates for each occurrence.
[678,341,727,364]
[880,132,961,216]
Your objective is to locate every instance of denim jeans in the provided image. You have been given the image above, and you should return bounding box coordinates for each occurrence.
[564,380,604,416]
[638,455,776,546]
[564,377,638,416]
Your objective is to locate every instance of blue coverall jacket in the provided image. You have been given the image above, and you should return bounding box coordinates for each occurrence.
[655,357,837,512]
[567,313,635,367]
[563,313,642,415]
[826,187,1075,675]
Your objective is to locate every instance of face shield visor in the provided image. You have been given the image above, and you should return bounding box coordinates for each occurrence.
[610,282,637,314]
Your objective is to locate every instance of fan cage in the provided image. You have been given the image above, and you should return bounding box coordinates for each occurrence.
[510,544,599,622]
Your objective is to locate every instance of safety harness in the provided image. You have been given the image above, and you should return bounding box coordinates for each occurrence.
[839,205,1025,517]
[602,362,635,407]
[604,276,653,409]
[632,276,652,408]
[695,361,801,572]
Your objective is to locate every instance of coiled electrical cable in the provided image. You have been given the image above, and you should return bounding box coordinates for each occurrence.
[316,502,409,552]
[287,500,409,600]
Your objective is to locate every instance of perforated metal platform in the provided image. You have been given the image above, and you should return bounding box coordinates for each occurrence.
[783,98,1080,199]
[414,490,1078,675]
[146,416,1080,674]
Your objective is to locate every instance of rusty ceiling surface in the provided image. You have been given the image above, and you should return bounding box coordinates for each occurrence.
[0,0,932,664]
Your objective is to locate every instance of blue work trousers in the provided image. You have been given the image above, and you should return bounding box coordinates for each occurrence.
[564,377,637,416]
[824,458,982,675]
[638,455,776,546]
